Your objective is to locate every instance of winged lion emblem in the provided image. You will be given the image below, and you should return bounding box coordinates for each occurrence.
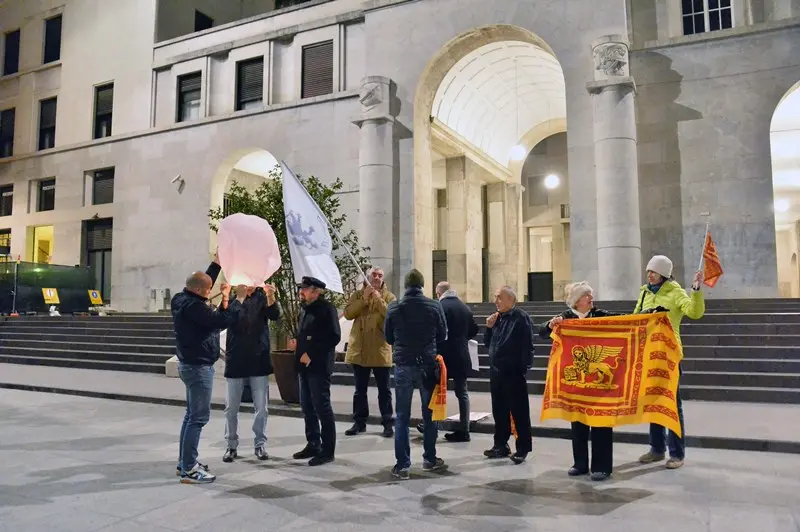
[569,345,625,387]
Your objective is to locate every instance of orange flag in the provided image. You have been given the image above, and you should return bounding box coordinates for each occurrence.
[428,355,448,421]
[703,230,723,288]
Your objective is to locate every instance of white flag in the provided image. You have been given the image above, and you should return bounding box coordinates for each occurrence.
[281,162,343,293]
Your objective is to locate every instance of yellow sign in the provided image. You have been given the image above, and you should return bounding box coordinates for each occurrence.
[88,290,103,305]
[42,288,60,305]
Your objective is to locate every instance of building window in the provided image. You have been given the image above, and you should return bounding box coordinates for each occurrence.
[236,57,264,111]
[93,83,113,139]
[92,168,114,205]
[276,0,313,8]
[682,0,733,35]
[0,229,10,258]
[43,15,62,64]
[38,98,57,150]
[301,40,334,99]
[38,179,55,212]
[177,72,201,122]
[3,29,20,75]
[0,185,12,217]
[0,108,14,158]
[194,10,213,32]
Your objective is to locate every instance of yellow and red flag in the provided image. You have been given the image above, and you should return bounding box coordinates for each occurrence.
[541,313,683,436]
[703,230,723,288]
[429,355,448,421]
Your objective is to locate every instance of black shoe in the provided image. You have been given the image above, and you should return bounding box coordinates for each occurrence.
[444,431,470,443]
[222,449,238,463]
[381,424,394,438]
[484,446,511,459]
[591,471,611,481]
[510,452,528,465]
[293,445,320,460]
[416,422,425,434]
[568,466,589,476]
[255,447,269,461]
[345,423,366,436]
[309,454,334,466]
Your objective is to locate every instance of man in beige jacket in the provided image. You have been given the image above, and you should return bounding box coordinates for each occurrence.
[343,266,397,438]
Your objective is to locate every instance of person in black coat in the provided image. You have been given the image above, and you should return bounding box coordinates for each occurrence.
[539,281,621,482]
[483,286,535,465]
[435,281,478,442]
[291,276,341,466]
[222,284,281,463]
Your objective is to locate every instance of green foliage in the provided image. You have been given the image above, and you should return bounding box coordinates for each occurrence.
[209,165,367,339]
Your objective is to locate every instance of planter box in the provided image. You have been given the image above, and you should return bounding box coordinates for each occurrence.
[271,350,299,404]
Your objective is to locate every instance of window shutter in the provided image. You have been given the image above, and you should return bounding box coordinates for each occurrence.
[179,73,202,94]
[95,85,114,115]
[0,109,14,137]
[87,220,113,251]
[40,99,57,129]
[237,58,264,103]
[93,169,114,205]
[301,40,334,99]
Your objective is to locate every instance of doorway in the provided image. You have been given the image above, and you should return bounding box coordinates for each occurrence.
[84,218,113,302]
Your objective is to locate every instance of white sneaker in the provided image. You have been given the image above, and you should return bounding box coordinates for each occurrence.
[179,464,216,484]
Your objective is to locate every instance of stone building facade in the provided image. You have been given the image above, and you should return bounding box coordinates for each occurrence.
[0,0,798,311]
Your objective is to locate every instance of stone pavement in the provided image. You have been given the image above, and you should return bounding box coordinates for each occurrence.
[1,389,799,532]
[1,364,799,453]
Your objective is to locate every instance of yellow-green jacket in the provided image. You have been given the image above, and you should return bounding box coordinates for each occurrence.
[633,280,705,352]
[343,287,396,367]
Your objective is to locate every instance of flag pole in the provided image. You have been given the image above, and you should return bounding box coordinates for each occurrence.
[280,161,366,284]
[698,221,710,272]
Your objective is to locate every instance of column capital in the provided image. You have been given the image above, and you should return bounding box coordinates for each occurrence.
[586,76,636,95]
[588,34,634,93]
[352,76,397,127]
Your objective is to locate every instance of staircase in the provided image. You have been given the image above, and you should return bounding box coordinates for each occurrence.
[1,299,799,404]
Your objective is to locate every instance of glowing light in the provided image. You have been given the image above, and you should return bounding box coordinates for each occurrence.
[509,144,527,161]
[775,199,790,213]
[544,174,560,189]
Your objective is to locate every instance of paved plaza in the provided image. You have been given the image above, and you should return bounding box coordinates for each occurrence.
[0,389,799,531]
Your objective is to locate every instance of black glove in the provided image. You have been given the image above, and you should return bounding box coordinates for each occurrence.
[642,306,669,314]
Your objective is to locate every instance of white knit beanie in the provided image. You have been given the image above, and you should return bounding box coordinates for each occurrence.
[646,255,673,279]
[565,281,593,309]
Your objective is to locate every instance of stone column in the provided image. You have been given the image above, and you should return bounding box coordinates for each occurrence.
[445,157,483,302]
[353,76,399,289]
[487,182,522,295]
[586,35,642,300]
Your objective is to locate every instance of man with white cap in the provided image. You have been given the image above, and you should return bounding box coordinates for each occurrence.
[634,254,705,470]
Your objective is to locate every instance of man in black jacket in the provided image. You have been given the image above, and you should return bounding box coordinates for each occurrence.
[172,258,240,484]
[483,286,534,464]
[222,284,281,463]
[384,269,448,480]
[435,281,478,442]
[292,276,341,466]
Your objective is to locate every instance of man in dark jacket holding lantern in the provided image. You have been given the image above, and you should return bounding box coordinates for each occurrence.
[222,284,281,463]
[292,276,341,466]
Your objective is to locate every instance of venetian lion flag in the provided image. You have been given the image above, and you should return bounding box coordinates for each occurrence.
[702,230,724,288]
[428,355,448,421]
[541,313,683,436]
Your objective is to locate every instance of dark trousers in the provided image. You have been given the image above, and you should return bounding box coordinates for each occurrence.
[649,382,685,459]
[571,422,613,474]
[451,376,470,434]
[299,370,336,457]
[352,364,393,427]
[490,371,532,454]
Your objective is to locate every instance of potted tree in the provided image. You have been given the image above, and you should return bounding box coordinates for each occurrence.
[210,165,366,404]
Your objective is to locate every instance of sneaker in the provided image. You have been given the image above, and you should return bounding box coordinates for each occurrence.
[255,447,269,461]
[391,465,410,480]
[590,472,611,481]
[176,462,209,476]
[381,424,394,438]
[345,423,366,436]
[568,467,589,477]
[484,445,511,459]
[638,451,666,464]
[180,464,216,484]
[308,454,334,467]
[423,458,447,471]
[665,458,684,470]
[293,445,320,460]
[444,431,470,443]
[222,449,238,463]
[510,452,528,465]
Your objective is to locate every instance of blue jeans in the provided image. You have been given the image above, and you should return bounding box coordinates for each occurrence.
[649,381,685,459]
[224,375,269,450]
[299,370,336,456]
[394,365,437,469]
[178,362,214,473]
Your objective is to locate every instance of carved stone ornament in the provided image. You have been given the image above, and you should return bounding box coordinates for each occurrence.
[593,43,628,78]
[359,82,383,111]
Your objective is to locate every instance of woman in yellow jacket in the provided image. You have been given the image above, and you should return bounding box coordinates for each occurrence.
[634,255,705,470]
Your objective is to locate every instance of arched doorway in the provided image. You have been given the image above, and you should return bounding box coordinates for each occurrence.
[771,83,800,297]
[208,147,280,261]
[413,25,567,301]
